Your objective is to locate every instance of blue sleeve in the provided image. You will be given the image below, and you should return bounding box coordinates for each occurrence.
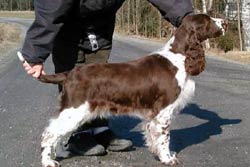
[147,0,194,27]
[21,0,74,63]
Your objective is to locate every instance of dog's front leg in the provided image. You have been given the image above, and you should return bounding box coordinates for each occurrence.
[145,109,178,166]
[157,121,178,165]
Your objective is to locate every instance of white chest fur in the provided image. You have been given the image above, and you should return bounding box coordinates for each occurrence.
[154,38,196,117]
[155,36,188,90]
[145,43,195,165]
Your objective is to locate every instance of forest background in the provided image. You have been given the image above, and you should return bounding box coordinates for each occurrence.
[0,0,250,63]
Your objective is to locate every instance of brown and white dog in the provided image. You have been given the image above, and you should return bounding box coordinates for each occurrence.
[32,14,227,167]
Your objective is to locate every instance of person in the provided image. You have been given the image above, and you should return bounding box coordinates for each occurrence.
[20,0,194,156]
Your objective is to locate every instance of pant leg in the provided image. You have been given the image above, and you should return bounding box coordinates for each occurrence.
[84,49,111,64]
[53,23,112,129]
[52,22,83,91]
[52,22,82,73]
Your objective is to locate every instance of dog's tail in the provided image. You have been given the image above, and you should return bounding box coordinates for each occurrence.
[17,52,68,84]
[38,72,68,84]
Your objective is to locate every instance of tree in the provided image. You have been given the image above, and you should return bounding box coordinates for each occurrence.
[135,0,141,35]
[202,0,213,49]
[0,0,33,11]
[207,0,214,11]
[237,0,243,51]
[241,0,250,51]
[127,0,131,34]
[202,0,208,13]
[10,0,13,11]
[224,0,229,18]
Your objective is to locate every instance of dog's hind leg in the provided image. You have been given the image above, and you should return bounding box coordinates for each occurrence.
[41,102,95,167]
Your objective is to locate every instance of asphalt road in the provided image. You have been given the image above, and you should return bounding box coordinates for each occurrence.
[0,18,250,167]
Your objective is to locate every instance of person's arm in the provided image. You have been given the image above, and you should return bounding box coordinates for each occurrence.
[21,0,74,64]
[147,0,194,27]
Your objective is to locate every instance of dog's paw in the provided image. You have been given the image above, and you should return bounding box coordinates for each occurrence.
[42,159,60,167]
[160,154,179,166]
[163,158,179,166]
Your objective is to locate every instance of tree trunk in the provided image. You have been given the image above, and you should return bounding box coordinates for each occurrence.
[29,0,31,10]
[132,0,136,32]
[127,0,130,34]
[237,0,243,51]
[193,0,197,13]
[19,0,22,10]
[202,0,211,49]
[207,0,213,12]
[224,0,229,19]
[135,0,140,35]
[121,5,124,29]
[202,0,208,13]
[241,0,250,51]
[10,0,12,11]
[26,0,28,10]
[144,17,147,37]
[159,12,162,39]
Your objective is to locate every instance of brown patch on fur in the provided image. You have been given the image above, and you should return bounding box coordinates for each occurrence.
[56,55,179,119]
[162,125,169,131]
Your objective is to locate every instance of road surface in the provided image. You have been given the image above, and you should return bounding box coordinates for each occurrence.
[0,18,249,167]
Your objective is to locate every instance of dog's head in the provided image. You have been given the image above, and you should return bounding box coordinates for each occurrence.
[171,14,228,76]
[180,14,227,42]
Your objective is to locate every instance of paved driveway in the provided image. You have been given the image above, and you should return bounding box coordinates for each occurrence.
[0,18,249,167]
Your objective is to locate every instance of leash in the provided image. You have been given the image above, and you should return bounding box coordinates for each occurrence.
[17,51,25,63]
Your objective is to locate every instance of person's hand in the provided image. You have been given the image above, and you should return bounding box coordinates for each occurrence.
[23,61,46,78]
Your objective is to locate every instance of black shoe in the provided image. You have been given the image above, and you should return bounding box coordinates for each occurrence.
[67,132,106,156]
[94,129,133,152]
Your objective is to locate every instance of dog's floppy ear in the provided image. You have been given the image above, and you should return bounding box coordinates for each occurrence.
[184,30,206,76]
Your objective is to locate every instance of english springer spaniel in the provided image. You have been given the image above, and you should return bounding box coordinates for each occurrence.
[36,14,227,167]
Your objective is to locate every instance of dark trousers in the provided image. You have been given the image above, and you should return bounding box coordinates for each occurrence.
[52,23,111,130]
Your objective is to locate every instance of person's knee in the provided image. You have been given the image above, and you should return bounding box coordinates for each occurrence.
[85,49,111,64]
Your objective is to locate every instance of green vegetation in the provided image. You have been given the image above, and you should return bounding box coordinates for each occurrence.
[217,32,234,52]
[0,0,33,11]
[0,0,245,53]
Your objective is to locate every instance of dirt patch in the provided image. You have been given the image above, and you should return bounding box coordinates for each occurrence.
[0,11,34,19]
[207,49,250,64]
[0,23,21,54]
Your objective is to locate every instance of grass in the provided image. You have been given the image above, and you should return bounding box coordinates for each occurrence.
[0,11,34,19]
[0,23,21,53]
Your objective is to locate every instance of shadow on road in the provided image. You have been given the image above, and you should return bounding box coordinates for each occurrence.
[111,104,241,153]
[170,104,242,153]
[110,116,145,147]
